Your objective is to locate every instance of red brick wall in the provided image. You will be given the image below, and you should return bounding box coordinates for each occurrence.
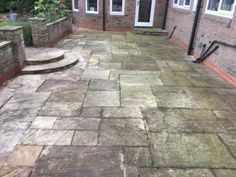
[166,0,236,79]
[72,0,166,31]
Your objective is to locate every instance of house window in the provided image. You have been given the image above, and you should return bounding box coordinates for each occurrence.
[110,0,125,15]
[72,0,79,12]
[86,0,99,14]
[173,0,191,9]
[205,0,236,18]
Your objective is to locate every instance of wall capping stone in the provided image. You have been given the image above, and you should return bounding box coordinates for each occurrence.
[0,26,22,31]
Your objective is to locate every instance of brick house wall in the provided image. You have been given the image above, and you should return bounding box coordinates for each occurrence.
[72,0,166,31]
[166,0,236,80]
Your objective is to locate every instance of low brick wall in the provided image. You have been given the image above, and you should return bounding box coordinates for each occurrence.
[30,17,72,47]
[0,26,26,85]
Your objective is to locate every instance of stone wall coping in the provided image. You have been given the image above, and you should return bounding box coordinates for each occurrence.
[46,17,68,27]
[0,26,22,31]
[0,41,11,49]
[29,17,47,22]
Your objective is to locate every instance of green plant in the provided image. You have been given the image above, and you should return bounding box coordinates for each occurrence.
[0,0,36,14]
[34,0,65,22]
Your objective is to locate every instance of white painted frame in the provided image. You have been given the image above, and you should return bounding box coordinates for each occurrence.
[110,0,125,16]
[134,0,156,27]
[205,0,236,18]
[173,0,191,10]
[86,0,99,14]
[72,0,79,12]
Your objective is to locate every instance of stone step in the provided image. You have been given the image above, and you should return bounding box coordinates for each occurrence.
[132,28,168,36]
[22,53,79,74]
[25,48,65,65]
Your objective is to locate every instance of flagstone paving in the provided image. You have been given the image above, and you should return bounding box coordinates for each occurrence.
[0,28,236,176]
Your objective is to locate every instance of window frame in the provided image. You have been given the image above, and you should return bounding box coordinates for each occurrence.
[86,0,99,14]
[205,0,236,18]
[72,0,79,12]
[110,0,125,16]
[173,0,191,10]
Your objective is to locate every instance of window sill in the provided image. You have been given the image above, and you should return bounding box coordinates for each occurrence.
[110,13,125,16]
[204,11,233,19]
[86,11,99,15]
[73,9,79,12]
[172,7,190,14]
[203,12,233,25]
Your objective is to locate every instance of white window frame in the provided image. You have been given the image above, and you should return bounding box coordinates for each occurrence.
[205,0,236,18]
[86,0,99,14]
[110,0,125,16]
[72,0,79,12]
[192,0,198,11]
[173,0,191,10]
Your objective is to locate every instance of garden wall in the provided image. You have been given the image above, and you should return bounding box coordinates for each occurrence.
[0,26,26,85]
[30,16,72,47]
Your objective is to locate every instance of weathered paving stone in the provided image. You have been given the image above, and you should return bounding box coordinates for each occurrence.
[31,146,123,177]
[84,91,120,107]
[81,69,110,80]
[150,133,236,168]
[181,109,216,120]
[72,131,98,146]
[121,85,157,107]
[214,169,236,177]
[123,60,159,71]
[120,74,162,86]
[2,92,50,110]
[160,74,193,87]
[0,107,39,122]
[47,90,85,102]
[39,102,82,117]
[187,121,227,133]
[151,85,184,95]
[184,87,230,109]
[142,108,189,132]
[7,145,43,167]
[102,107,142,118]
[213,110,236,119]
[155,93,196,108]
[89,79,119,91]
[80,107,102,117]
[124,147,152,167]
[0,167,32,177]
[101,119,145,131]
[53,117,100,130]
[126,167,214,177]
[218,134,236,157]
[31,116,57,129]
[188,76,230,88]
[2,75,45,93]
[219,119,236,134]
[20,130,74,145]
[167,61,195,72]
[99,119,148,146]
[37,79,88,93]
[0,92,12,108]
[0,122,28,154]
[100,62,122,70]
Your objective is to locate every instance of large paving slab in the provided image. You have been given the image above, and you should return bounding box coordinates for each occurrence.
[126,168,215,177]
[31,146,124,177]
[150,132,236,168]
[84,91,120,107]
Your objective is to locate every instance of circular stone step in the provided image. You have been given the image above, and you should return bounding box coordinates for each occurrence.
[22,53,79,74]
[25,48,65,65]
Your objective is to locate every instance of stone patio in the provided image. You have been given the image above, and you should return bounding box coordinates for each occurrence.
[1,28,236,177]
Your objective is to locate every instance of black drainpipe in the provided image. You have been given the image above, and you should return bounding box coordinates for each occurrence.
[103,0,106,31]
[187,0,202,55]
[162,0,169,29]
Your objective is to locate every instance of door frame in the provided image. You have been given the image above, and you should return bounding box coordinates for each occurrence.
[134,0,156,27]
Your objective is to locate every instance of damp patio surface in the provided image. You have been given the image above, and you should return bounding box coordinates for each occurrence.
[1,28,236,177]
